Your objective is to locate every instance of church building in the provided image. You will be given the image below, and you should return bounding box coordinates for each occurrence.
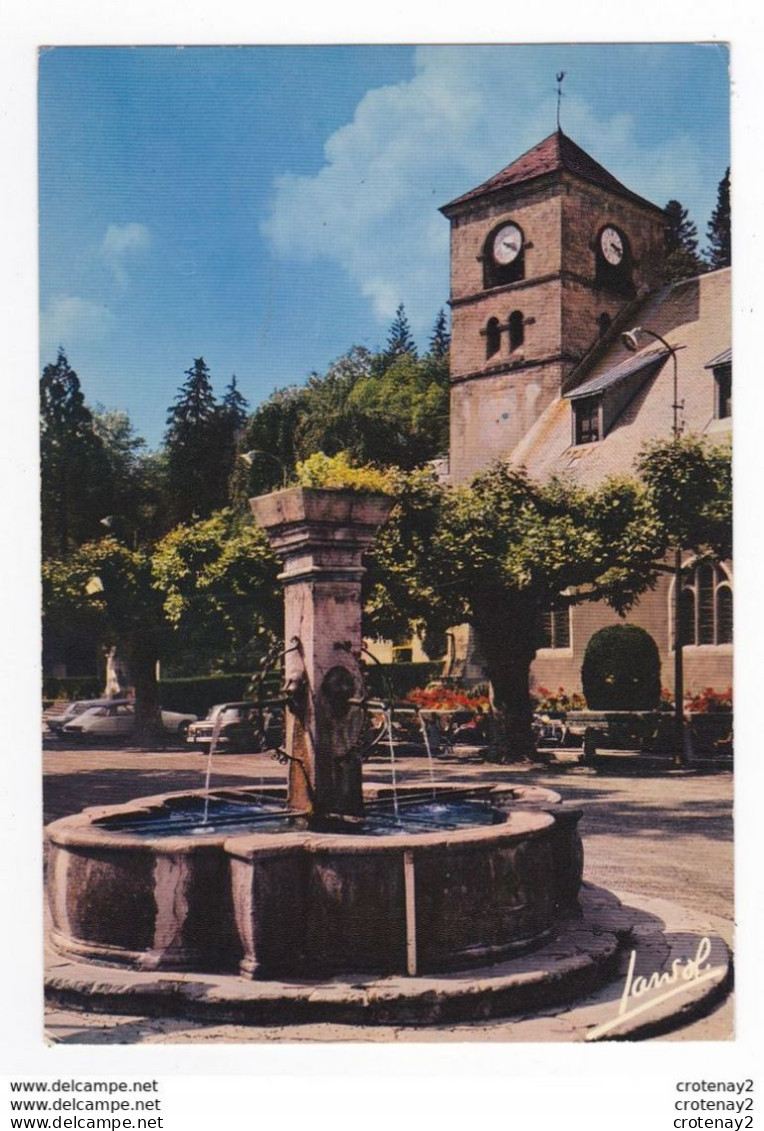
[439,130,732,700]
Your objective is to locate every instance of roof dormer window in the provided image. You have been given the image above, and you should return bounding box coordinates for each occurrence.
[566,346,669,446]
[573,396,601,445]
[715,364,732,419]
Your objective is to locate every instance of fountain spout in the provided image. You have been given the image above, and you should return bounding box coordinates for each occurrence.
[249,486,394,820]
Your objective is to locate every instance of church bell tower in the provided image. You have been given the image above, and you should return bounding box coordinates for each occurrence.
[441,130,666,483]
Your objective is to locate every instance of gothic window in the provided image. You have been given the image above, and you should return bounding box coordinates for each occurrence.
[509,310,525,351]
[539,607,571,650]
[673,563,733,647]
[598,312,612,338]
[574,396,601,444]
[714,363,732,419]
[485,317,501,359]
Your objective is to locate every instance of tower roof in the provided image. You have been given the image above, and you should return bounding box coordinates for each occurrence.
[441,130,664,215]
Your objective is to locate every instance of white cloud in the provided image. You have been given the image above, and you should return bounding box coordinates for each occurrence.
[262,47,711,334]
[100,222,151,287]
[40,295,116,356]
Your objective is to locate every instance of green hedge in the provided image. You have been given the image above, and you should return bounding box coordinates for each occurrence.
[44,663,441,714]
[157,673,282,717]
[582,625,661,711]
[43,676,102,701]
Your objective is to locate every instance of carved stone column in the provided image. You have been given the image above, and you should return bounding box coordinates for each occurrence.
[250,487,393,819]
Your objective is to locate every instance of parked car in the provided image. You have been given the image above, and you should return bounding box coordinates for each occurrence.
[61,701,197,742]
[187,702,283,753]
[46,698,130,735]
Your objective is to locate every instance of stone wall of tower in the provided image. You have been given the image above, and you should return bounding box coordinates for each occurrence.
[559,176,666,374]
[449,181,562,306]
[449,358,565,484]
[448,180,566,483]
[446,167,666,485]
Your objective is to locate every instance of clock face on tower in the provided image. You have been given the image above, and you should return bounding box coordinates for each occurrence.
[600,226,625,266]
[492,223,523,265]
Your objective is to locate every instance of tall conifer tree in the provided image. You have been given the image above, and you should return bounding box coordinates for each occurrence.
[706,167,731,270]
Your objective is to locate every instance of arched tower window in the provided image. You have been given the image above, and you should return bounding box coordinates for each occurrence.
[671,563,733,647]
[485,317,501,359]
[509,310,524,351]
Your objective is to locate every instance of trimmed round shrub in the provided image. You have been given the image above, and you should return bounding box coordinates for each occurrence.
[581,625,661,711]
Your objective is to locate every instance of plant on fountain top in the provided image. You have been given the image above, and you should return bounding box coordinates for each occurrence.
[293,450,399,495]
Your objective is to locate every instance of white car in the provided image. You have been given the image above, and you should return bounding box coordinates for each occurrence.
[47,698,124,735]
[61,701,197,742]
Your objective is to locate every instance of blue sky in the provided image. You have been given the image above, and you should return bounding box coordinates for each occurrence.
[39,44,730,450]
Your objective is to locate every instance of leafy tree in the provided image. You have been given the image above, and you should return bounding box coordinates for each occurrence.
[635,435,732,562]
[230,384,308,505]
[347,352,449,468]
[706,167,731,270]
[43,538,166,742]
[366,465,665,760]
[294,347,374,460]
[152,509,281,673]
[42,511,280,743]
[92,407,154,546]
[662,200,704,283]
[382,303,417,364]
[40,349,113,557]
[429,308,451,359]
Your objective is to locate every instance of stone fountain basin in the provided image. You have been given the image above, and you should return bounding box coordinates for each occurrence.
[45,784,582,979]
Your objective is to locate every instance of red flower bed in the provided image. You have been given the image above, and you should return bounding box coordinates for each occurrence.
[684,687,733,713]
[406,686,489,712]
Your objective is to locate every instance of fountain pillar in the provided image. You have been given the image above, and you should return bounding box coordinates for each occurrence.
[250,487,394,819]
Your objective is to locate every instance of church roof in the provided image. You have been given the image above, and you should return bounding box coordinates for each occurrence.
[564,347,670,401]
[441,130,664,214]
[510,268,731,489]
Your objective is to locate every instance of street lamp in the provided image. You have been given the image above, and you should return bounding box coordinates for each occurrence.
[621,325,685,763]
[240,449,289,487]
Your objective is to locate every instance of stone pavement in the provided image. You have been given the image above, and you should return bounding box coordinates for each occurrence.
[42,741,734,1043]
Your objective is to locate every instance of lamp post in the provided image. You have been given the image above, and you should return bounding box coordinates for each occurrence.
[240,449,289,488]
[621,325,685,763]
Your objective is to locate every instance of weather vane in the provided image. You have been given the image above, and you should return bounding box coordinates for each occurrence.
[556,71,566,131]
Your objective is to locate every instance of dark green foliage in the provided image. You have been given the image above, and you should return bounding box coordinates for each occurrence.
[155,673,267,717]
[581,624,662,710]
[706,167,731,270]
[92,408,158,547]
[662,200,704,283]
[429,308,451,359]
[221,374,249,431]
[366,464,666,759]
[43,675,103,701]
[40,350,113,557]
[163,358,248,526]
[163,357,221,524]
[636,436,732,561]
[362,661,442,701]
[42,510,280,743]
[231,336,451,505]
[382,303,417,363]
